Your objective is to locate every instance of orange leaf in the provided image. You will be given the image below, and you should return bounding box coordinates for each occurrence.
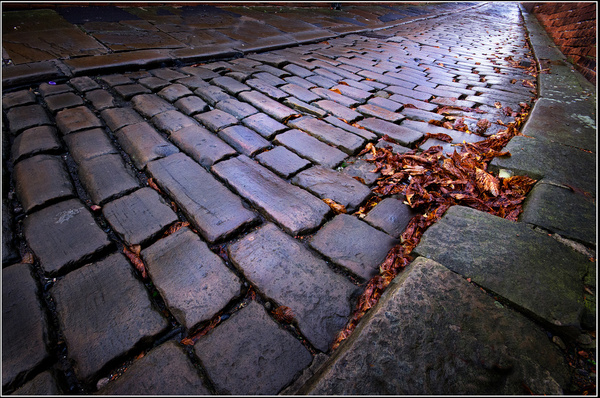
[273,306,295,323]
[323,198,347,214]
[330,88,342,95]
[123,246,148,279]
[338,81,350,86]
[147,178,162,194]
[494,102,502,109]
[475,168,500,196]
[163,221,190,237]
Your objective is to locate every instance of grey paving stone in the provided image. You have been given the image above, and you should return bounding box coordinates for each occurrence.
[238,90,297,122]
[103,187,178,246]
[339,156,381,186]
[310,87,358,108]
[77,153,140,205]
[194,109,238,132]
[218,125,270,156]
[11,125,62,162]
[44,92,84,113]
[401,106,444,122]
[70,76,101,93]
[157,83,193,102]
[521,181,596,247]
[174,96,209,116]
[138,76,170,91]
[194,301,313,395]
[274,129,347,169]
[211,76,251,95]
[193,85,232,106]
[175,76,211,91]
[388,93,438,111]
[252,72,287,87]
[291,166,371,213]
[215,98,259,119]
[401,119,486,144]
[284,75,317,90]
[142,227,241,329]
[283,63,314,78]
[366,96,403,112]
[99,74,133,87]
[6,104,52,135]
[114,83,152,100]
[55,106,102,135]
[14,154,75,213]
[212,155,331,235]
[116,122,179,169]
[331,84,371,103]
[309,214,398,280]
[151,110,198,135]
[245,78,289,100]
[385,85,432,101]
[414,206,590,335]
[254,64,291,78]
[241,113,288,139]
[11,370,61,395]
[100,107,144,132]
[313,100,362,123]
[255,145,311,179]
[179,65,220,80]
[147,153,257,242]
[52,253,168,381]
[85,89,115,111]
[169,124,237,168]
[228,223,359,351]
[151,68,188,81]
[300,257,569,395]
[131,94,176,118]
[23,199,111,274]
[2,89,36,110]
[312,68,344,83]
[288,116,365,155]
[280,83,322,103]
[98,341,209,395]
[64,128,117,163]
[357,117,423,146]
[356,103,404,123]
[323,115,377,141]
[363,197,416,238]
[2,263,50,387]
[283,97,328,118]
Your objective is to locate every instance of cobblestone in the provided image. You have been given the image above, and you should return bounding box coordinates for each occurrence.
[85,89,115,111]
[151,110,198,135]
[238,90,296,122]
[131,94,176,118]
[357,117,422,146]
[274,129,347,168]
[11,126,62,163]
[255,145,311,178]
[116,122,180,169]
[288,116,364,155]
[100,107,144,132]
[6,104,52,135]
[63,128,118,163]
[195,109,238,132]
[55,106,102,135]
[44,92,84,113]
[169,124,237,168]
[241,113,288,139]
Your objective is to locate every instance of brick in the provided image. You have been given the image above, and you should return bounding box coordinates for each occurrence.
[147,153,258,243]
[11,126,62,163]
[291,166,371,212]
[228,223,359,352]
[174,96,209,115]
[142,227,241,328]
[44,92,84,113]
[52,253,167,381]
[194,301,312,395]
[2,89,36,110]
[55,106,102,135]
[288,116,365,155]
[215,98,259,119]
[23,199,112,274]
[152,110,198,135]
[101,107,144,132]
[211,76,251,95]
[170,124,237,168]
[157,83,193,102]
[238,90,297,122]
[14,154,75,213]
[218,125,270,156]
[241,113,288,139]
[116,122,179,169]
[255,145,310,178]
[245,78,288,100]
[212,155,330,235]
[64,128,118,163]
[310,214,399,280]
[77,153,140,205]
[357,117,422,146]
[85,89,116,111]
[274,129,347,168]
[131,94,176,118]
[6,104,52,135]
[114,83,152,100]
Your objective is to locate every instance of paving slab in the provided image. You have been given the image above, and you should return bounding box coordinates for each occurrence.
[194,300,313,395]
[414,205,590,336]
[147,153,258,243]
[212,155,330,236]
[77,153,140,205]
[228,223,359,352]
[299,257,569,395]
[2,263,50,387]
[63,128,118,163]
[169,124,237,168]
[14,154,75,213]
[274,129,347,169]
[52,253,168,382]
[10,125,62,163]
[102,187,178,246]
[288,116,365,155]
[6,104,52,135]
[97,341,209,395]
[309,214,399,280]
[142,227,241,329]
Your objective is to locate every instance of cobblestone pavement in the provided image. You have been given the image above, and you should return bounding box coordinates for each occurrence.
[2,2,597,395]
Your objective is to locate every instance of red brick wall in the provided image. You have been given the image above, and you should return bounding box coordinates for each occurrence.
[528,2,596,82]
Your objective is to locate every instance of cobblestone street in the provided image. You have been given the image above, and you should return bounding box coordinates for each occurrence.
[2,2,596,395]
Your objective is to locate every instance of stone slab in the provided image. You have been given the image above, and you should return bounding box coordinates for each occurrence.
[116,122,180,169]
[238,90,297,122]
[195,109,238,132]
[288,116,365,155]
[309,214,399,280]
[147,153,258,243]
[11,126,62,163]
[255,145,311,178]
[6,104,52,135]
[98,341,209,395]
[77,153,140,205]
[100,107,144,132]
[131,93,176,118]
[52,253,168,381]
[151,110,198,135]
[63,128,118,163]
[102,187,178,246]
[63,49,172,76]
[2,263,50,387]
[241,112,288,139]
[300,257,569,395]
[291,166,371,212]
[228,223,359,352]
[212,155,330,235]
[274,129,347,169]
[414,206,590,335]
[194,301,313,395]
[44,92,84,113]
[218,125,270,156]
[55,106,102,135]
[215,98,259,120]
[169,124,237,168]
[14,154,75,213]
[23,199,111,274]
[141,227,241,329]
[357,117,423,147]
[363,197,416,238]
[85,89,116,111]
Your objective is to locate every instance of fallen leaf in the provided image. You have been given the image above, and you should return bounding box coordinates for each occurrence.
[21,251,34,264]
[123,246,147,279]
[476,118,492,134]
[323,198,347,214]
[147,178,162,194]
[282,113,302,124]
[163,221,190,237]
[273,306,295,323]
[338,81,350,86]
[329,88,342,95]
[475,168,500,196]
[403,103,417,109]
[494,102,502,109]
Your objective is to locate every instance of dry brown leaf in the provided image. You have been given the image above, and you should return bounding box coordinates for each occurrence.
[163,221,190,237]
[147,178,162,194]
[323,198,347,214]
[475,167,500,196]
[330,88,342,95]
[273,306,295,323]
[123,246,147,279]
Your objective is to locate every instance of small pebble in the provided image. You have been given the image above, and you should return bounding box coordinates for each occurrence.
[577,333,592,345]
[552,335,566,350]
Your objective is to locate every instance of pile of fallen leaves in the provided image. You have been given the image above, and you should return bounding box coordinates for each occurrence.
[332,108,537,350]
